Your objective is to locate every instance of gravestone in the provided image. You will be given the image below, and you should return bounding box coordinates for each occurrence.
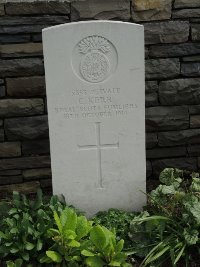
[43,21,146,216]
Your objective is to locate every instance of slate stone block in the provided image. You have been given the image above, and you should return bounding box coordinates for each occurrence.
[158,129,200,147]
[0,58,44,78]
[181,63,200,77]
[40,178,52,188]
[71,0,130,21]
[147,146,187,159]
[183,55,200,62]
[146,81,158,93]
[5,2,70,15]
[0,4,4,16]
[0,16,69,26]
[5,115,49,141]
[149,43,200,58]
[144,21,189,45]
[174,0,200,8]
[146,160,152,178]
[22,139,50,156]
[32,34,42,42]
[0,79,3,85]
[0,156,51,171]
[0,25,50,35]
[0,99,44,117]
[0,129,4,142]
[0,181,40,196]
[0,176,23,186]
[146,92,158,107]
[173,9,200,19]
[23,168,51,180]
[190,115,200,128]
[0,34,30,44]
[0,142,21,158]
[6,76,45,97]
[0,43,43,58]
[0,170,21,176]
[188,144,200,156]
[189,105,200,115]
[146,133,158,149]
[159,78,200,105]
[0,86,5,97]
[146,106,189,132]
[191,24,200,41]
[133,0,172,21]
[152,157,197,178]
[146,58,180,80]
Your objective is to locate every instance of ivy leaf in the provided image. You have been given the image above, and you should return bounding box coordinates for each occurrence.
[184,229,199,245]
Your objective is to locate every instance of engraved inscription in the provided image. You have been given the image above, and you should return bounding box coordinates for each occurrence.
[72,35,118,83]
[78,122,119,189]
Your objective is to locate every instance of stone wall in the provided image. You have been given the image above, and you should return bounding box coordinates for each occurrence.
[0,0,200,195]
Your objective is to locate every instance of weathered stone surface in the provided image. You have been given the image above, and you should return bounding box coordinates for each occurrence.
[146,59,180,79]
[147,146,187,159]
[6,76,45,97]
[0,58,44,78]
[5,116,49,141]
[188,144,200,156]
[0,43,43,58]
[40,178,52,188]
[71,0,130,20]
[0,86,5,97]
[133,0,172,21]
[146,92,158,107]
[0,120,3,127]
[173,9,200,19]
[0,16,69,26]
[146,160,152,178]
[146,81,158,92]
[159,78,200,105]
[146,133,158,149]
[0,176,23,186]
[32,33,42,42]
[0,34,30,44]
[0,181,40,196]
[0,170,21,176]
[183,56,200,62]
[149,43,200,58]
[0,79,3,85]
[0,129,4,142]
[23,168,51,180]
[0,4,4,16]
[189,105,200,115]
[144,21,189,44]
[0,142,21,158]
[190,115,200,128]
[0,156,50,171]
[146,106,189,132]
[0,25,52,35]
[22,139,50,155]
[174,0,200,8]
[5,2,70,15]
[158,129,200,147]
[0,99,44,117]
[191,24,200,41]
[152,157,197,178]
[181,63,200,77]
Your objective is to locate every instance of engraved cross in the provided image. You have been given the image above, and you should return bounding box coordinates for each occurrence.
[78,122,119,189]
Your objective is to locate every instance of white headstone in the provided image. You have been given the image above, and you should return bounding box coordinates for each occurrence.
[43,21,146,216]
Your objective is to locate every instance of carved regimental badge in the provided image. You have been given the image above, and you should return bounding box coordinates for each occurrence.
[72,35,118,83]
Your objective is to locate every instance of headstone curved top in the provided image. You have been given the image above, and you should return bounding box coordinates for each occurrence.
[43,21,146,216]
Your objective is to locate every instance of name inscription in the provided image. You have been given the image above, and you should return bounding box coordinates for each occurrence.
[54,87,137,119]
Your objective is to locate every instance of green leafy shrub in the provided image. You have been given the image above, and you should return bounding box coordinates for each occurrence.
[129,168,200,266]
[93,209,137,249]
[0,189,66,266]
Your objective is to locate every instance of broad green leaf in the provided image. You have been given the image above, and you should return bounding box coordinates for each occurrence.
[68,239,80,247]
[109,260,121,266]
[115,240,124,253]
[190,177,200,192]
[46,250,62,263]
[85,256,105,267]
[36,239,43,251]
[25,242,35,251]
[10,247,19,253]
[64,229,77,240]
[21,251,29,261]
[33,189,43,210]
[90,225,108,251]
[62,208,77,231]
[53,211,62,233]
[0,231,7,239]
[76,216,92,240]
[81,249,95,257]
